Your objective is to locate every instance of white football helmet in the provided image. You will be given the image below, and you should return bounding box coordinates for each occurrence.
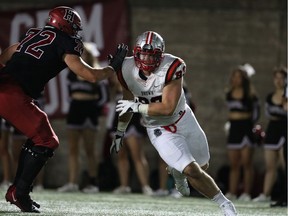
[133,31,165,72]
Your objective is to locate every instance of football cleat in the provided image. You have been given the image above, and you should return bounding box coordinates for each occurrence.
[5,185,40,213]
[166,166,190,197]
[220,201,237,216]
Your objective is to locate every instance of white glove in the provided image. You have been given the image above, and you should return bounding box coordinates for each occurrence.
[116,100,140,116]
[110,130,124,154]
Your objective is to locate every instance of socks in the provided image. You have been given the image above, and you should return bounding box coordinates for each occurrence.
[13,140,34,186]
[16,146,53,197]
[212,191,230,206]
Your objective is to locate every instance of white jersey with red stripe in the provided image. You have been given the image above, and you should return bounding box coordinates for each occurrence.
[118,53,187,127]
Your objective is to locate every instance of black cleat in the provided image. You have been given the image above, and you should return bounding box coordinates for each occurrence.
[5,185,40,213]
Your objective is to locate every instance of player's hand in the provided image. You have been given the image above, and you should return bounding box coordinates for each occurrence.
[116,100,140,116]
[108,44,128,72]
[110,130,124,154]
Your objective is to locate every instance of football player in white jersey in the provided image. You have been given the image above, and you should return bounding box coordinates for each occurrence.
[111,31,237,216]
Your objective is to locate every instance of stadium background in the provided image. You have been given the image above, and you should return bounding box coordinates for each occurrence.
[0,0,286,195]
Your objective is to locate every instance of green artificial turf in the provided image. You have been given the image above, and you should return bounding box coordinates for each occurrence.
[0,190,287,216]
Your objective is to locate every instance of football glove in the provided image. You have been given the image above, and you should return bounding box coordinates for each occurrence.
[116,100,141,116]
[108,44,128,72]
[110,130,125,154]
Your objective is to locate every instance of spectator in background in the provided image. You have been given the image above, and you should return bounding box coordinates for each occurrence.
[112,113,153,195]
[253,67,287,205]
[57,42,109,193]
[224,64,260,201]
[270,72,287,208]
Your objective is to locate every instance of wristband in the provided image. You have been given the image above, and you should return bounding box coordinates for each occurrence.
[138,104,149,115]
[117,121,129,132]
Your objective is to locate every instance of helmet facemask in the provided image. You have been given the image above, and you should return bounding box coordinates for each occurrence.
[133,31,165,72]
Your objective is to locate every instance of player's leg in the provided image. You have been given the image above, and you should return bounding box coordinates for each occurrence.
[180,147,237,216]
[147,107,237,215]
[148,127,192,197]
[182,110,237,215]
[183,162,219,197]
[7,137,56,212]
[1,84,58,212]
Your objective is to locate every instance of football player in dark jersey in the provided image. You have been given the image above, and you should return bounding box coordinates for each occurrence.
[0,6,127,213]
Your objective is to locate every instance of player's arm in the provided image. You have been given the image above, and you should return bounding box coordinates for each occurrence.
[0,43,19,65]
[110,86,134,154]
[64,54,114,83]
[116,77,182,117]
[146,78,182,116]
[110,81,134,154]
[119,86,135,120]
[116,57,185,117]
[64,43,128,83]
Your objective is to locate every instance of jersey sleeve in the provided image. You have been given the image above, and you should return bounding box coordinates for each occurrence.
[58,34,83,56]
[164,58,186,84]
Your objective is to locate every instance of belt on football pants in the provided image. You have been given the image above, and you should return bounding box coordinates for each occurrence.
[161,110,186,133]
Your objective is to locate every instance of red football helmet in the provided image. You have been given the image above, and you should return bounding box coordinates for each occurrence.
[133,31,165,72]
[47,6,82,37]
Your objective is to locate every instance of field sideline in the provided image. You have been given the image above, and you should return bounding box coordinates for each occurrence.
[0,190,287,216]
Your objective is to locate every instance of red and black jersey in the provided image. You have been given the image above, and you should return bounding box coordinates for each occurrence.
[2,26,83,98]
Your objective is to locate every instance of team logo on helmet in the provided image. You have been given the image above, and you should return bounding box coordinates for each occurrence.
[63,9,75,23]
